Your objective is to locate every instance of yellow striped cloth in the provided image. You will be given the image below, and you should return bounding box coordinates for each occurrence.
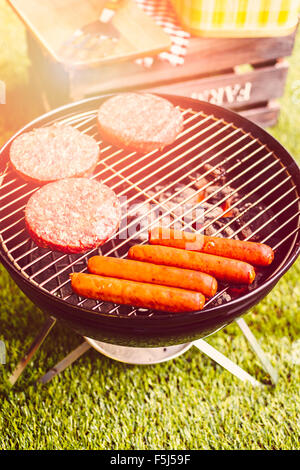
[171,0,299,36]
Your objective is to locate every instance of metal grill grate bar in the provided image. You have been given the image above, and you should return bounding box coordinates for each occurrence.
[239,198,300,243]
[0,110,193,219]
[179,163,285,233]
[28,136,264,284]
[0,111,207,228]
[1,118,247,264]
[0,187,37,213]
[208,178,294,237]
[87,109,195,177]
[201,213,300,309]
[0,182,29,202]
[53,154,298,299]
[0,204,27,225]
[271,221,300,250]
[16,135,250,270]
[92,115,218,185]
[87,113,211,191]
[74,177,300,314]
[212,183,295,239]
[103,201,300,317]
[0,102,299,319]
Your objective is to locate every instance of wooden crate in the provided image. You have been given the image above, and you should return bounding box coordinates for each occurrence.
[27,26,298,128]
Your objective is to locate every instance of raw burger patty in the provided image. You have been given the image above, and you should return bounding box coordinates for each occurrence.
[25,178,121,254]
[97,93,184,153]
[10,124,100,184]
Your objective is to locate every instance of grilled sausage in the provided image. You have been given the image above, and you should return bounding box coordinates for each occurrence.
[70,273,205,313]
[128,244,256,285]
[149,227,274,267]
[88,255,217,297]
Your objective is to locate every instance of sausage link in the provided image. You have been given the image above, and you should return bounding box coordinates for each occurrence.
[149,227,274,267]
[129,244,256,285]
[88,255,217,297]
[71,273,205,313]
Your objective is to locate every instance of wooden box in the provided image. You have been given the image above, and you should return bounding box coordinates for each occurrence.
[27,26,298,128]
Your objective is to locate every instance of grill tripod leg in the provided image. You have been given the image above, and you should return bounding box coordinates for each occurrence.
[235,317,278,385]
[193,318,278,387]
[38,341,91,384]
[8,316,277,387]
[8,316,57,386]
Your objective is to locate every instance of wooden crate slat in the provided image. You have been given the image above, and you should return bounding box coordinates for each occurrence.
[239,100,280,128]
[185,31,297,73]
[147,61,289,111]
[68,29,297,100]
[22,22,298,128]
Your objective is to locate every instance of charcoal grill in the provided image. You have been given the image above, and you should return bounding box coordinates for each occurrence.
[1,94,299,385]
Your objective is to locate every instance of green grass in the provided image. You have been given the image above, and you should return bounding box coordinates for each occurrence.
[0,0,299,450]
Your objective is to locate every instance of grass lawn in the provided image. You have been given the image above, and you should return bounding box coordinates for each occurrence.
[0,0,299,450]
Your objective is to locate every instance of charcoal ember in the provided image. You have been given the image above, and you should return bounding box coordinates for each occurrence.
[228,286,249,298]
[218,292,232,304]
[126,190,189,244]
[201,202,224,220]
[148,185,173,203]
[199,203,225,236]
[232,202,252,217]
[248,270,265,291]
[190,173,236,207]
[231,208,254,240]
[189,174,204,188]
[149,184,205,230]
[205,184,233,197]
[175,186,200,205]
[204,220,238,238]
[149,185,199,211]
[212,220,239,239]
[210,291,232,307]
[204,224,218,237]
[186,176,208,193]
[159,200,188,221]
[208,189,237,208]
[206,184,234,198]
[233,203,271,242]
[202,164,226,183]
[240,225,255,241]
[229,193,240,206]
[175,187,207,229]
[232,207,245,218]
[154,184,200,206]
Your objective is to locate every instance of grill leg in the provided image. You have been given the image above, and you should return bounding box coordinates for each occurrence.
[8,316,57,386]
[193,339,262,387]
[9,318,277,387]
[235,317,278,385]
[193,318,278,387]
[38,341,91,384]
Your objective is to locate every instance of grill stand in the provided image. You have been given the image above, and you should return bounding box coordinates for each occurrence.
[8,316,278,387]
[8,316,56,386]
